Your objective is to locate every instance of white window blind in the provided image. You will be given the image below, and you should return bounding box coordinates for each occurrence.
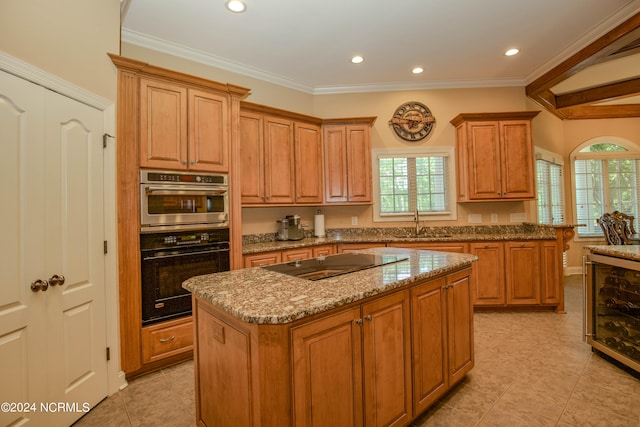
[572,142,640,237]
[536,159,565,225]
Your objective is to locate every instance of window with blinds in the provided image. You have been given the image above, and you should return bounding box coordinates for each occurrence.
[572,142,640,237]
[536,158,565,225]
[372,147,456,222]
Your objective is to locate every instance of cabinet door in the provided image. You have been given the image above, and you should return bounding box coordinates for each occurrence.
[389,242,469,253]
[337,243,386,253]
[346,125,372,203]
[540,240,561,305]
[295,122,323,203]
[505,241,540,305]
[500,120,535,199]
[446,269,474,385]
[139,77,188,170]
[362,291,411,427]
[188,88,228,172]
[194,302,253,427]
[264,116,295,203]
[466,121,501,199]
[410,278,448,414]
[312,244,336,257]
[243,251,281,268]
[469,242,505,305]
[323,126,349,203]
[292,308,363,427]
[239,111,265,203]
[282,247,313,262]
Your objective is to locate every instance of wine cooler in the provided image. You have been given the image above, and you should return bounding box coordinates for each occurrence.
[584,253,640,373]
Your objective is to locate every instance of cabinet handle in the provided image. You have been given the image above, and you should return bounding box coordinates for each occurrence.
[182,160,188,165]
[520,243,525,248]
[355,319,363,326]
[364,315,372,322]
[159,335,176,343]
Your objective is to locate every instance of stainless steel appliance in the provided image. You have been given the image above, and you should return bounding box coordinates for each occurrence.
[141,227,230,325]
[584,253,640,373]
[286,214,304,240]
[140,170,229,232]
[262,253,408,281]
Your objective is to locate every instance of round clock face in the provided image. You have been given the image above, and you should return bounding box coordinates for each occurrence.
[388,102,436,141]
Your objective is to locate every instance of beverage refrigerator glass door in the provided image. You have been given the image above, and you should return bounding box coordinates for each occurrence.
[585,253,640,374]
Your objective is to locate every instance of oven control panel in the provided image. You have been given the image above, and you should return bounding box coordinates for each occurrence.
[141,228,229,250]
[141,170,227,185]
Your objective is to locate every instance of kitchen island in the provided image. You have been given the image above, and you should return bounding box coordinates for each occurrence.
[184,247,476,427]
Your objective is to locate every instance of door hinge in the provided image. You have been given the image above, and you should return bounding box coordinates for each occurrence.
[103,240,108,254]
[103,133,115,148]
[106,347,111,361]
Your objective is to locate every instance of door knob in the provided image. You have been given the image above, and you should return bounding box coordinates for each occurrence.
[30,279,49,292]
[49,274,65,287]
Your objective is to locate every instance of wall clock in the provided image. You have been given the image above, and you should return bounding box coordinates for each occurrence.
[388,101,436,142]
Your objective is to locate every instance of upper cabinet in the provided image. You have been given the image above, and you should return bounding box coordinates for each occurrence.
[451,112,539,202]
[240,103,323,205]
[140,78,229,172]
[323,119,376,204]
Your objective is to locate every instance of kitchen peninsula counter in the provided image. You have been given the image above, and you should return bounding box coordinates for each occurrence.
[586,245,640,261]
[242,223,577,254]
[184,247,476,426]
[183,247,476,324]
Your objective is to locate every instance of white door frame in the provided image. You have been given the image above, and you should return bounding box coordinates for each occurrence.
[0,50,126,395]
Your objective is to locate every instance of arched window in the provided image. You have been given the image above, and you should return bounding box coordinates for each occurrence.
[571,137,640,237]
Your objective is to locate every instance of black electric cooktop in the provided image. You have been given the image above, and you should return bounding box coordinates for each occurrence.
[262,252,409,281]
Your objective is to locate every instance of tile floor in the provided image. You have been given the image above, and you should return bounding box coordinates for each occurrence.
[74,275,640,426]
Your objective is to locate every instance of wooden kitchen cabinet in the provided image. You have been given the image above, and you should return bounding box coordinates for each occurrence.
[141,316,194,364]
[411,268,473,414]
[469,242,506,305]
[505,241,540,305]
[240,103,323,205]
[312,244,336,257]
[243,251,282,268]
[139,78,229,172]
[323,120,376,204]
[292,291,412,427]
[282,247,313,261]
[389,242,469,253]
[337,243,386,253]
[451,112,539,202]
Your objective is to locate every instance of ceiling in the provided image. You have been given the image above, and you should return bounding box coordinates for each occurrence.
[121,0,640,119]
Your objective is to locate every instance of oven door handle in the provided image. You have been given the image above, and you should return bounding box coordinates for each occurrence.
[143,247,230,261]
[145,186,227,196]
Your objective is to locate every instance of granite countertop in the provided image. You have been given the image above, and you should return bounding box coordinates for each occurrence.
[183,247,476,324]
[586,245,640,262]
[243,223,576,255]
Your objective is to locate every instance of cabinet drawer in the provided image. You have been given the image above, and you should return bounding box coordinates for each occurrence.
[243,251,282,267]
[142,318,193,364]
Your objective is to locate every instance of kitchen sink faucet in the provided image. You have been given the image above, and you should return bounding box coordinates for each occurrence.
[414,209,424,236]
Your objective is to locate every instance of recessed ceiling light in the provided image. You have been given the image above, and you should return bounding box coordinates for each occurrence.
[412,67,424,74]
[225,0,246,13]
[505,48,519,56]
[351,56,364,64]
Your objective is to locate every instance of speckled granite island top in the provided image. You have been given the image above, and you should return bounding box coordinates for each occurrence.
[183,247,476,324]
[586,245,640,261]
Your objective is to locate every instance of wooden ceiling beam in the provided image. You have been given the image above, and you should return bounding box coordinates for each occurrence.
[555,77,640,108]
[526,12,640,119]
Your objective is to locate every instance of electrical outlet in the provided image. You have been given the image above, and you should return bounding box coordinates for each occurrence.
[351,216,358,225]
[491,213,498,223]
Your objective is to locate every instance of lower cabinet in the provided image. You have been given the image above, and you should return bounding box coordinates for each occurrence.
[337,243,387,253]
[243,244,336,267]
[192,268,473,427]
[292,291,412,427]
[141,317,194,364]
[470,240,561,309]
[411,269,474,414]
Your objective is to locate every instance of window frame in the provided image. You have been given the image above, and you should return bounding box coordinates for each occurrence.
[535,147,565,225]
[372,146,457,223]
[570,137,640,240]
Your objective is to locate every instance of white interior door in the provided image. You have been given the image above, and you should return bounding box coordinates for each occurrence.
[0,70,108,427]
[44,90,108,425]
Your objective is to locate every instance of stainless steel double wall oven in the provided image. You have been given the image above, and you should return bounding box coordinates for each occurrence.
[140,170,230,325]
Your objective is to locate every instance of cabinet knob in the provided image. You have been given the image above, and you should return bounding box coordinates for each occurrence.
[364,315,372,322]
[355,319,363,326]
